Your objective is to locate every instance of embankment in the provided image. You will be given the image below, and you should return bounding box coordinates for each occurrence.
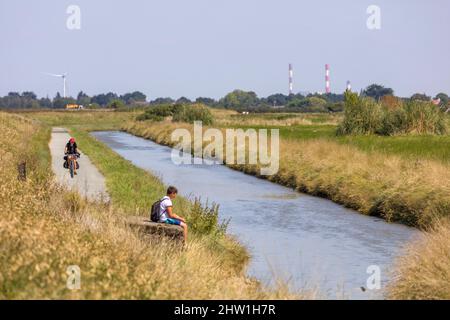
[387,219,450,299]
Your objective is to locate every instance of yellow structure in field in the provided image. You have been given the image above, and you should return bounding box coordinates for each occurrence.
[65,104,83,110]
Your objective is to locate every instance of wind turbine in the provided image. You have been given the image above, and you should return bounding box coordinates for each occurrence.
[43,72,67,98]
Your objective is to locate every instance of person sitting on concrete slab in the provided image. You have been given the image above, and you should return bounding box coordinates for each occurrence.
[159,186,188,242]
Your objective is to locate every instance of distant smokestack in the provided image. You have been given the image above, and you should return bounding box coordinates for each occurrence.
[289,64,293,95]
[346,80,352,92]
[325,64,330,94]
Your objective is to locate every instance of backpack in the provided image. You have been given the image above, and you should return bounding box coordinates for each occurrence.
[63,157,80,170]
[150,199,163,222]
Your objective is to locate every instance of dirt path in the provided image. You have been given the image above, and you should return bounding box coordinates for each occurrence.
[49,127,109,202]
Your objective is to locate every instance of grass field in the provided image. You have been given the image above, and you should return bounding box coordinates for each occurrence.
[222,116,450,164]
[26,110,136,131]
[0,111,302,299]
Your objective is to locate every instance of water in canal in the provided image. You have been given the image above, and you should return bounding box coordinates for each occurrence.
[92,131,419,299]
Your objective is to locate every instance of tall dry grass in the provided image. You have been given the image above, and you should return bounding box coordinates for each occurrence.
[388,220,450,299]
[216,113,341,127]
[0,112,304,299]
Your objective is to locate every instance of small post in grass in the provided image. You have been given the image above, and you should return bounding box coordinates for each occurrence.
[18,161,27,181]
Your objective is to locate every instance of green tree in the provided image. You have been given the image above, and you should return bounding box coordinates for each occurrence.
[107,99,125,109]
[410,93,430,101]
[21,91,37,100]
[77,91,91,106]
[39,97,52,108]
[172,104,214,125]
[363,84,394,101]
[219,90,259,110]
[121,91,147,104]
[435,93,449,107]
[151,97,174,105]
[266,94,288,106]
[287,96,328,112]
[286,98,306,108]
[195,97,216,106]
[52,94,76,109]
[91,92,119,106]
[176,97,192,104]
[320,93,345,103]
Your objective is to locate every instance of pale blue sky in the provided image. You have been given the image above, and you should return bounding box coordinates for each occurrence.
[1,0,449,99]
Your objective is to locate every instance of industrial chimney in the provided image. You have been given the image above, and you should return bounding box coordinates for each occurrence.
[325,64,330,94]
[289,64,293,95]
[346,80,352,92]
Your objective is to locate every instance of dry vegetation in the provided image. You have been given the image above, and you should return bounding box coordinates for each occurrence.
[388,219,450,300]
[0,112,302,299]
[215,112,342,127]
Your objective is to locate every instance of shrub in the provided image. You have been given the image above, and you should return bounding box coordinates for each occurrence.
[137,103,213,125]
[107,99,125,109]
[188,198,228,237]
[379,106,407,135]
[378,100,447,135]
[403,100,447,135]
[327,102,344,113]
[172,103,214,125]
[286,97,330,113]
[136,104,183,121]
[380,95,403,110]
[338,92,447,136]
[307,97,328,108]
[337,92,383,135]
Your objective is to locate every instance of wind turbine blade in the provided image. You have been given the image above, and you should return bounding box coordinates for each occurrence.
[42,72,63,77]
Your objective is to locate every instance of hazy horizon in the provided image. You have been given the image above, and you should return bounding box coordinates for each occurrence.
[1,0,449,100]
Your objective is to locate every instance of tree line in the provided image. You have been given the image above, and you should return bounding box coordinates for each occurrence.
[1,85,449,113]
[0,91,148,109]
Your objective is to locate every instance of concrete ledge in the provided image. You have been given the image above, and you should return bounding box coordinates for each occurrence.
[127,216,183,241]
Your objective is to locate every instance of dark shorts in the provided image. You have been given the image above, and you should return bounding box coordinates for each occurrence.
[165,218,182,226]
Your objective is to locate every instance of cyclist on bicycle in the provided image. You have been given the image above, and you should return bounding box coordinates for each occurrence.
[64,137,80,175]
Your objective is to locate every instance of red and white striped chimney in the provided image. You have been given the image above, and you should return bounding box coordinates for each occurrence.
[289,63,293,95]
[325,64,330,94]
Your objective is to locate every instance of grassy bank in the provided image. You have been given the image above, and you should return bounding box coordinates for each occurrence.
[388,219,450,299]
[123,120,450,229]
[1,111,300,299]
